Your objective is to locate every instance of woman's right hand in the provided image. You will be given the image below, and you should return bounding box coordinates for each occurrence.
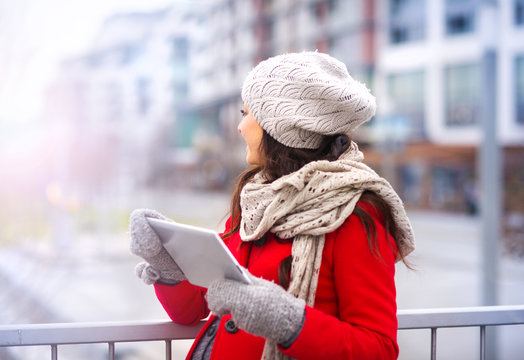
[129,209,186,285]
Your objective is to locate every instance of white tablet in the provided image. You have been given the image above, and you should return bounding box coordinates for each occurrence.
[146,217,251,288]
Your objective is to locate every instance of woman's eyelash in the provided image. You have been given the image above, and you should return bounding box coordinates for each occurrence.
[240,109,247,116]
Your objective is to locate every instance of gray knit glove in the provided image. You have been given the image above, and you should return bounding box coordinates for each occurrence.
[207,272,305,345]
[129,209,186,285]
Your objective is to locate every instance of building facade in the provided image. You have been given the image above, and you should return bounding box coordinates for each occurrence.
[48,1,524,243]
[185,0,523,218]
[182,0,379,186]
[372,0,523,223]
[182,0,523,251]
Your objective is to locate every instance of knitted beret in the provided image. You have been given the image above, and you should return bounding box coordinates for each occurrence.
[241,51,376,149]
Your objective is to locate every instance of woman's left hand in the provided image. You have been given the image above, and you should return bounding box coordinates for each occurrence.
[206,272,305,346]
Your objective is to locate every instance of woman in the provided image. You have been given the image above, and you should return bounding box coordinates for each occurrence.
[129,51,415,360]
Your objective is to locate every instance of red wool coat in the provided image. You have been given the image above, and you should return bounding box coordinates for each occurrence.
[154,201,399,359]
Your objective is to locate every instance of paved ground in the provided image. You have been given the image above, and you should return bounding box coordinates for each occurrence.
[1,191,523,359]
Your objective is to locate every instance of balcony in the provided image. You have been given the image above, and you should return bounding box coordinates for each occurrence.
[1,305,523,360]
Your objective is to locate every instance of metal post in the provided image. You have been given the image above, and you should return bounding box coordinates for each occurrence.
[51,344,58,360]
[165,340,172,360]
[479,1,500,358]
[480,326,486,360]
[108,342,115,360]
[480,48,500,307]
[430,328,437,360]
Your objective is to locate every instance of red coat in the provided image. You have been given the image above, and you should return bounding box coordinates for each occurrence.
[154,201,399,359]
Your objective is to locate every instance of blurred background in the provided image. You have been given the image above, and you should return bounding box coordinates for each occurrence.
[0,0,523,359]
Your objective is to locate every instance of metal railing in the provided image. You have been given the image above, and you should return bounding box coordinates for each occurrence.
[0,305,523,360]
[0,320,205,360]
[397,305,524,360]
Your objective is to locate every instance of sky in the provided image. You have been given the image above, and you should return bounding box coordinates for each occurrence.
[0,0,175,142]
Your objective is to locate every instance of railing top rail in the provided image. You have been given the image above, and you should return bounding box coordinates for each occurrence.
[1,305,523,347]
[397,304,524,329]
[0,320,206,347]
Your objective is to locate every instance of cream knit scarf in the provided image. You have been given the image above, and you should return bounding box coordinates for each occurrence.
[238,141,415,360]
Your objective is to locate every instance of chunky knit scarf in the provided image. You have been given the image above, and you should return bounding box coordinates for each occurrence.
[238,142,415,360]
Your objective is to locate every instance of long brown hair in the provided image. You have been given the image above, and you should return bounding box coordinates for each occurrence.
[223,131,408,288]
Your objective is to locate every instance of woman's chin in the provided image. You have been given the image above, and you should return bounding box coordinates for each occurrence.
[246,153,260,165]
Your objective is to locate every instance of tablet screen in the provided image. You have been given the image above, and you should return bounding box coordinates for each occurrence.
[146,217,251,288]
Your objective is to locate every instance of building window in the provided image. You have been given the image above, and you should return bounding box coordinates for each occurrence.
[389,0,426,44]
[445,63,480,126]
[136,78,151,116]
[330,33,359,66]
[445,0,476,35]
[121,45,142,65]
[262,0,273,15]
[516,0,524,25]
[432,165,470,211]
[516,56,524,124]
[106,82,123,122]
[173,37,189,59]
[401,164,424,205]
[387,71,426,139]
[254,18,274,60]
[328,0,358,28]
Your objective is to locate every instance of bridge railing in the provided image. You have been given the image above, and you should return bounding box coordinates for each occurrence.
[1,305,523,360]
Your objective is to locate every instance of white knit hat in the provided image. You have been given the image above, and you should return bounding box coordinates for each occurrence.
[241,51,376,149]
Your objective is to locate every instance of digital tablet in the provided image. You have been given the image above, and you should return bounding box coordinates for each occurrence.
[146,217,252,288]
